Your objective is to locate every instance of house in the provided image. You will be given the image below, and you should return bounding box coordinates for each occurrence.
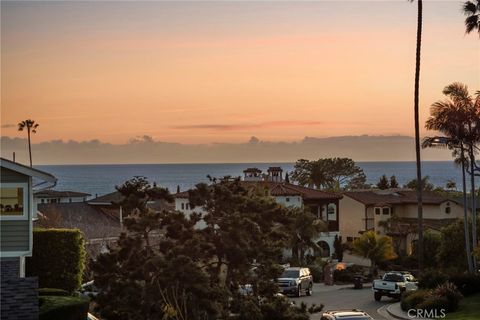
[1,157,57,319]
[340,189,464,255]
[36,190,174,257]
[174,167,343,257]
[34,189,91,204]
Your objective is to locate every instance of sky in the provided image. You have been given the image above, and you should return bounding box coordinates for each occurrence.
[1,1,479,157]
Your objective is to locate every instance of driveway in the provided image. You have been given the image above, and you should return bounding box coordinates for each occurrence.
[287,283,399,320]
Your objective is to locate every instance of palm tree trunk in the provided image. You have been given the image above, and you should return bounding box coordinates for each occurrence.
[414,0,424,272]
[469,145,477,272]
[462,146,474,273]
[27,128,32,167]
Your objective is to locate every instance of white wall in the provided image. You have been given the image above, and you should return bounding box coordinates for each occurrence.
[274,196,302,208]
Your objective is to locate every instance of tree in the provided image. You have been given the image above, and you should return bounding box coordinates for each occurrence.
[422,83,480,273]
[333,235,343,262]
[17,119,39,167]
[352,231,397,273]
[409,0,425,272]
[463,0,480,36]
[390,176,399,188]
[405,176,434,191]
[284,172,290,184]
[376,175,390,190]
[291,158,366,191]
[411,230,441,269]
[446,180,457,191]
[288,208,327,264]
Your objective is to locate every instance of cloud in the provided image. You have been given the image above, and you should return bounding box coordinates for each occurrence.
[1,124,15,128]
[0,134,454,165]
[172,121,322,131]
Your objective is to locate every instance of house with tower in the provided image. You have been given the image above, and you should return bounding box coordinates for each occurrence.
[174,166,343,257]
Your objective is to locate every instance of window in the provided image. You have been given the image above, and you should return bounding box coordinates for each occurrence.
[382,207,390,215]
[347,237,353,242]
[181,203,185,210]
[41,199,45,203]
[0,184,27,219]
[375,207,381,215]
[327,203,336,215]
[445,202,451,214]
[286,197,290,202]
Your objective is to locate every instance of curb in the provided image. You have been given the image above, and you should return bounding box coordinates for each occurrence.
[386,303,410,320]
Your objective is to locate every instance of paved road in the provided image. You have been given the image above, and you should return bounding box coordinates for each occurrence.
[287,284,398,320]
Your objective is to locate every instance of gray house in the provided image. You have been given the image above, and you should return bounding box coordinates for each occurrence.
[1,157,57,319]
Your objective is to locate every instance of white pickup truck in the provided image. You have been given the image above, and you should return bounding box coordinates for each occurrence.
[372,271,418,301]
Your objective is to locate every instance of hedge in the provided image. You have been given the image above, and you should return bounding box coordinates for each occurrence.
[39,295,89,320]
[26,228,86,293]
[39,288,70,296]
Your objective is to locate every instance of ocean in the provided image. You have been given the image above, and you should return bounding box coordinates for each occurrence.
[35,161,473,198]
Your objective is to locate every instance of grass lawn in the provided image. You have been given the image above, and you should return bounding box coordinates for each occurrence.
[445,294,480,320]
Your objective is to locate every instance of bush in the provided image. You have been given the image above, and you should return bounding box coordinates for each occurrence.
[26,228,86,293]
[401,290,430,311]
[431,282,462,312]
[307,264,323,283]
[448,274,480,296]
[39,295,89,320]
[39,288,70,296]
[418,270,448,289]
[416,295,450,314]
[333,269,354,283]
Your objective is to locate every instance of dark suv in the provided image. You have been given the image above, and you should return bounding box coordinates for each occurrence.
[276,267,313,297]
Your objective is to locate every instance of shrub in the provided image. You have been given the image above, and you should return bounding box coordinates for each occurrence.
[416,295,450,314]
[333,269,354,283]
[400,290,430,311]
[39,295,89,320]
[39,288,70,296]
[26,228,86,293]
[448,274,480,296]
[307,264,323,283]
[418,270,448,289]
[431,282,462,312]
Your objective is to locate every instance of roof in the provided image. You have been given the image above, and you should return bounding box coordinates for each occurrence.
[343,190,456,206]
[36,203,121,239]
[267,166,283,171]
[175,181,341,201]
[0,157,56,183]
[34,190,91,198]
[88,191,174,211]
[88,191,124,205]
[243,167,262,173]
[386,217,458,235]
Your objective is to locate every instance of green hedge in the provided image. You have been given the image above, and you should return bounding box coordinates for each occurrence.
[39,288,70,296]
[26,228,86,293]
[39,296,89,320]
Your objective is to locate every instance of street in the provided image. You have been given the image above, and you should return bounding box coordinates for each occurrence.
[287,283,398,320]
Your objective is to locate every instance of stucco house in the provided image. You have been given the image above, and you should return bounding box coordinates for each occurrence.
[1,157,57,319]
[34,189,91,204]
[174,167,343,256]
[340,189,464,255]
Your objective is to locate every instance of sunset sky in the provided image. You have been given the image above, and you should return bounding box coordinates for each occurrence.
[1,0,479,145]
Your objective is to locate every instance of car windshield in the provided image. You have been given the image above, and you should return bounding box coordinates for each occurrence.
[280,270,300,278]
[384,274,404,282]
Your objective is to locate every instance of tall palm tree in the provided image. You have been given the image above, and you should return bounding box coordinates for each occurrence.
[463,0,480,36]
[410,0,424,271]
[423,82,479,273]
[17,119,39,167]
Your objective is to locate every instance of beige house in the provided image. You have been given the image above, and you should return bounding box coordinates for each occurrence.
[339,189,464,255]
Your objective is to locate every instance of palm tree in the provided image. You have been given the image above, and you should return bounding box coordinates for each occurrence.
[410,0,424,271]
[17,119,39,167]
[463,0,480,36]
[422,82,479,273]
[352,231,397,274]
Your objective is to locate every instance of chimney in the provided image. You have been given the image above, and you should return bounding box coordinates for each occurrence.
[267,167,283,182]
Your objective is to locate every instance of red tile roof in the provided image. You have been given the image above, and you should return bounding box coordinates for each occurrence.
[343,190,457,206]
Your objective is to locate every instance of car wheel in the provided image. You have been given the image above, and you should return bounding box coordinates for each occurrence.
[306,283,313,296]
[296,285,302,297]
[374,292,382,301]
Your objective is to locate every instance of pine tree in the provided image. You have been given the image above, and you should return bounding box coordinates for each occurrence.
[376,175,390,190]
[390,175,399,188]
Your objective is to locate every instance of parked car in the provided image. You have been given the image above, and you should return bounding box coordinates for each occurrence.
[276,267,313,297]
[321,309,374,320]
[372,271,417,301]
[79,280,100,298]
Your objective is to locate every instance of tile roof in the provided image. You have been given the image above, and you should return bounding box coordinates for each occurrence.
[343,190,457,206]
[88,191,174,211]
[34,190,91,198]
[174,181,341,201]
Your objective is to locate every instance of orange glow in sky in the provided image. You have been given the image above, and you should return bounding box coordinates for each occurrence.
[1,1,479,144]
